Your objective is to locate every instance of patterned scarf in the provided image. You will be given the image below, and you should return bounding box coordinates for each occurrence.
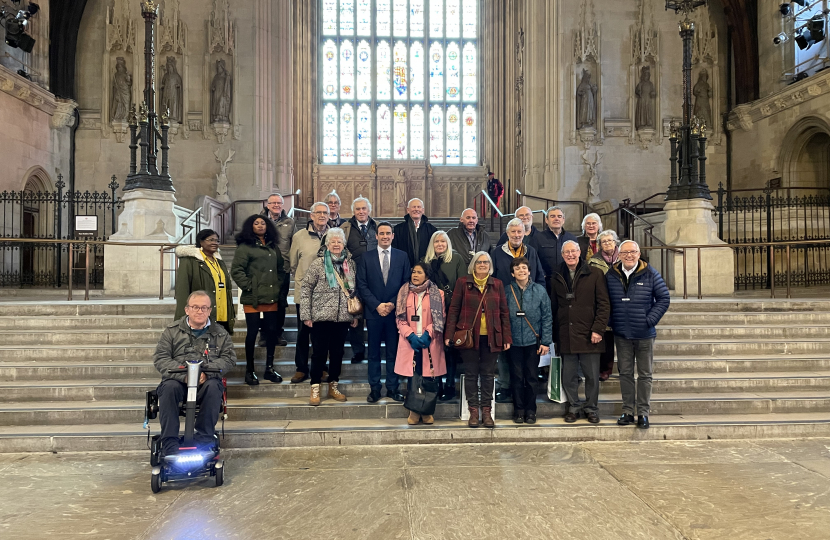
[396,279,445,334]
[508,242,526,258]
[602,247,620,265]
[324,250,354,290]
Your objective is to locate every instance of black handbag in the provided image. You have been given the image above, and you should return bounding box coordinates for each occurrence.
[404,349,439,416]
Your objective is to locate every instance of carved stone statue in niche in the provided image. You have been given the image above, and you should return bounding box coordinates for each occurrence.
[210,59,232,123]
[395,169,407,211]
[635,66,657,129]
[214,148,234,203]
[693,68,713,129]
[110,57,132,122]
[160,56,183,123]
[575,69,598,129]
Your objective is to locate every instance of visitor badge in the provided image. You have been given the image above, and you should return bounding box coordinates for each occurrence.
[411,315,420,322]
[621,298,631,302]
[218,282,225,289]
[565,293,574,300]
[516,311,526,317]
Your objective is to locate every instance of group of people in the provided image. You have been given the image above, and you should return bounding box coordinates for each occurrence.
[169,191,670,434]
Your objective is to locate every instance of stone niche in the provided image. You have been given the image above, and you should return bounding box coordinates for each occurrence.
[314,161,487,218]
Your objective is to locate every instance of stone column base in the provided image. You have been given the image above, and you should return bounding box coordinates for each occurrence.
[663,198,734,297]
[104,189,178,296]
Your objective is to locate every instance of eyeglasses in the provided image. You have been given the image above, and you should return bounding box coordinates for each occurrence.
[186,305,211,312]
[620,251,639,256]
[203,237,220,243]
[311,211,328,216]
[600,239,616,245]
[475,261,490,265]
[562,250,580,255]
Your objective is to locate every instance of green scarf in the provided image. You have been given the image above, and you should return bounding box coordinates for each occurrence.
[324,250,354,290]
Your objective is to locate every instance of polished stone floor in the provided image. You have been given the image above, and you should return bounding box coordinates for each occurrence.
[2,439,830,540]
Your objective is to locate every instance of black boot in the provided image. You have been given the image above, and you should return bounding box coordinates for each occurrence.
[245,359,259,386]
[439,381,456,401]
[263,359,282,383]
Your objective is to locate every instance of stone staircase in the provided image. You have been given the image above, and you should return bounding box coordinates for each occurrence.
[1,295,830,452]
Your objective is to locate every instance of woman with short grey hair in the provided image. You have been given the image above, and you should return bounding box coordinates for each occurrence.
[587,228,620,382]
[299,227,359,406]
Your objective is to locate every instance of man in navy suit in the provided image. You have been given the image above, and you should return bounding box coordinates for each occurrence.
[357,222,410,403]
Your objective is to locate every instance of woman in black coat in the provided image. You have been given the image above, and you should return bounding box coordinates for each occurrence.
[231,215,285,386]
[174,229,235,333]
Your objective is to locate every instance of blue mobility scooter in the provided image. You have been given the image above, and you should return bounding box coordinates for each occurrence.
[145,358,228,493]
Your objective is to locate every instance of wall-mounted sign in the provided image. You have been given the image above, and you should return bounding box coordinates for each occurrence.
[74,215,98,237]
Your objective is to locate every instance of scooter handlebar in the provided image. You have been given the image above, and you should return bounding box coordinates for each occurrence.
[167,366,223,374]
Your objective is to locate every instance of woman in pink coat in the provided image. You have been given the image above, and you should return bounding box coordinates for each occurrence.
[395,262,447,425]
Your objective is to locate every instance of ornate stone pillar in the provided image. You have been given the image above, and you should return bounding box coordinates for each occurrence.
[293,0,317,208]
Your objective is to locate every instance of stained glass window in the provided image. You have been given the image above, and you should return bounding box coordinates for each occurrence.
[357,104,372,163]
[446,0,460,38]
[340,0,354,35]
[462,105,476,164]
[411,105,425,159]
[462,42,476,102]
[323,103,339,164]
[429,0,443,37]
[322,39,338,100]
[410,41,424,101]
[377,104,391,159]
[356,0,371,36]
[430,105,443,164]
[394,104,408,158]
[340,40,354,100]
[446,42,460,102]
[356,40,372,100]
[446,105,460,164]
[393,41,408,101]
[410,0,424,38]
[320,0,478,165]
[341,104,356,163]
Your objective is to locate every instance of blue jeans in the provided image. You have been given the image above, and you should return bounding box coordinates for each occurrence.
[367,315,399,393]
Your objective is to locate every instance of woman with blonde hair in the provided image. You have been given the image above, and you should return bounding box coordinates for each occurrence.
[588,229,620,381]
[422,230,468,400]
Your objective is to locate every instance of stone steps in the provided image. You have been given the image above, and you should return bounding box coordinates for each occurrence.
[4,355,830,381]
[0,296,829,452]
[4,371,830,402]
[5,412,830,453]
[2,391,830,427]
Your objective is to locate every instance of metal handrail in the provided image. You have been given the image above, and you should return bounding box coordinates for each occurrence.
[516,190,594,217]
[215,189,301,242]
[174,207,202,244]
[3,237,829,301]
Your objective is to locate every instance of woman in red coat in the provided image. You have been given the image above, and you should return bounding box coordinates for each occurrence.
[445,251,512,428]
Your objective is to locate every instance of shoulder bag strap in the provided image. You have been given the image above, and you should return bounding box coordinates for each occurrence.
[332,268,351,298]
[509,284,539,338]
[467,284,488,329]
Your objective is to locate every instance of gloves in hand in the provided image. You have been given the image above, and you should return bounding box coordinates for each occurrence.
[417,330,432,349]
[406,333,422,350]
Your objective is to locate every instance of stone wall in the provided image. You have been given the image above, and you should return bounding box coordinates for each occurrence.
[728,0,830,191]
[73,0,293,211]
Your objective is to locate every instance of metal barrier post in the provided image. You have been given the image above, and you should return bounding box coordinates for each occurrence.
[84,241,90,301]
[697,247,702,300]
[683,248,688,300]
[67,242,73,301]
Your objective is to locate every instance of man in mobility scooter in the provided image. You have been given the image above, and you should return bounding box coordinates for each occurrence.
[148,291,236,491]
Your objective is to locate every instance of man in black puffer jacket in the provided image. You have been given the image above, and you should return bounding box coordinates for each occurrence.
[605,240,670,430]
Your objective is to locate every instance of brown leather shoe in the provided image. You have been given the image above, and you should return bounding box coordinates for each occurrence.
[309,384,321,406]
[481,406,495,428]
[407,411,420,425]
[328,382,347,402]
[468,407,480,428]
[421,414,434,425]
[290,371,308,384]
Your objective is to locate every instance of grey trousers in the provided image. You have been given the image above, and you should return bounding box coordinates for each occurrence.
[562,353,600,415]
[496,352,511,390]
[615,336,654,416]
